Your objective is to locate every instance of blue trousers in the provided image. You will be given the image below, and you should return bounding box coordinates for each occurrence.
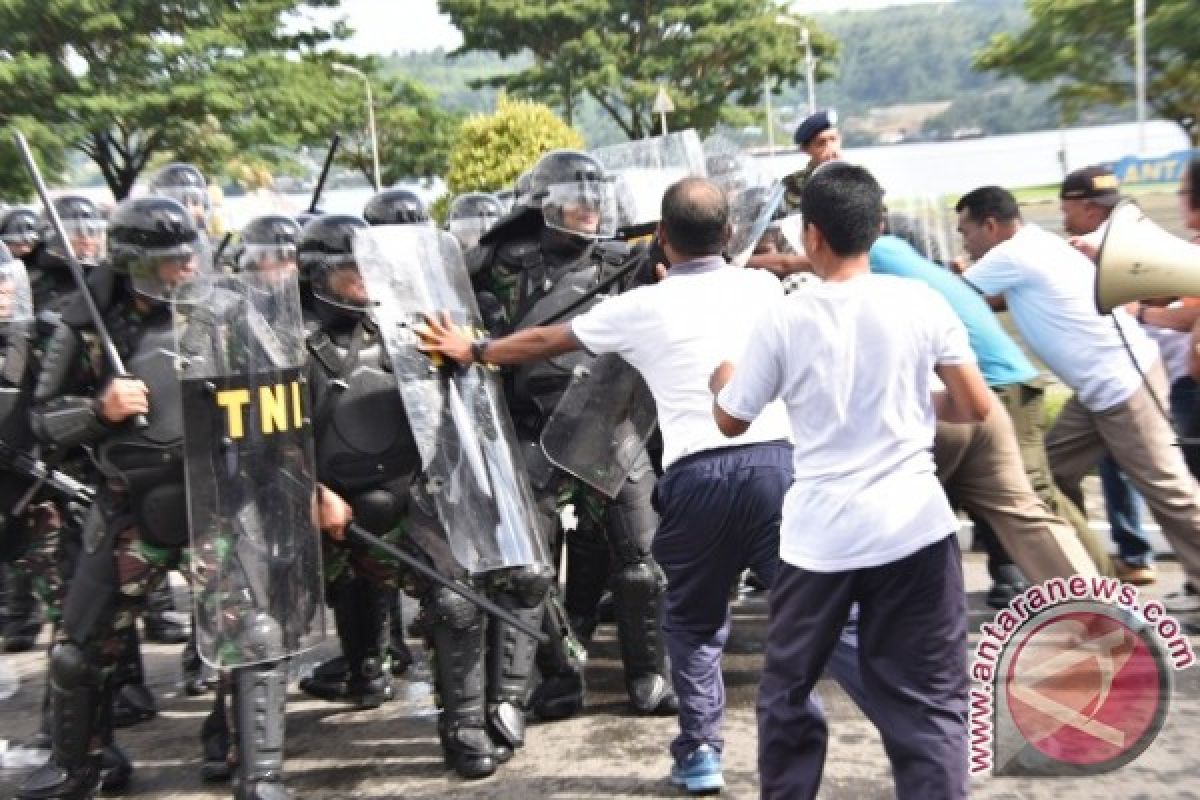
[650,440,792,763]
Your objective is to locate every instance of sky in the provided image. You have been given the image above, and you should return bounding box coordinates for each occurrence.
[307,0,953,57]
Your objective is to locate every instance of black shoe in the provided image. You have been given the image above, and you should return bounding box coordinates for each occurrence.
[299,656,393,708]
[530,670,585,721]
[99,743,132,793]
[986,565,1029,610]
[388,643,413,677]
[237,778,292,800]
[3,618,42,653]
[14,756,101,800]
[200,707,232,783]
[440,721,497,780]
[111,683,157,728]
[143,613,190,645]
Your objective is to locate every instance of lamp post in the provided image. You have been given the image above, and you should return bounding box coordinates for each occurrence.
[777,16,818,118]
[333,63,381,191]
[1133,0,1147,155]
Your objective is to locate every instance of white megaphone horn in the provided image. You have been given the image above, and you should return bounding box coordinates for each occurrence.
[1094,199,1200,313]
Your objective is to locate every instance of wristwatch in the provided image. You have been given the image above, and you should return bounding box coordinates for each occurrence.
[470,337,492,364]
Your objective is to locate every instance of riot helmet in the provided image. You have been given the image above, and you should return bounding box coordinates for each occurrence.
[513,170,533,208]
[236,214,301,280]
[38,195,107,263]
[148,162,211,228]
[0,242,33,325]
[446,192,503,252]
[0,208,40,258]
[528,150,618,240]
[363,188,431,226]
[107,196,211,303]
[297,214,370,313]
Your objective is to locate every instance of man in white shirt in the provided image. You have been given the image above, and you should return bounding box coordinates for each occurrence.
[712,163,990,800]
[420,177,794,795]
[957,186,1200,611]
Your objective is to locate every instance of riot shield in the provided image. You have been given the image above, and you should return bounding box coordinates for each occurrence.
[539,354,658,498]
[176,272,324,668]
[354,225,550,574]
[593,130,707,231]
[726,182,786,268]
[885,195,957,267]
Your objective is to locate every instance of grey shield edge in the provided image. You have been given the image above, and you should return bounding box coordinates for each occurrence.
[727,181,786,268]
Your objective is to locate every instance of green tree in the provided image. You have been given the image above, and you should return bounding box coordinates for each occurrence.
[975,0,1200,143]
[0,0,352,200]
[445,96,583,195]
[333,74,464,187]
[438,0,837,141]
[0,118,67,202]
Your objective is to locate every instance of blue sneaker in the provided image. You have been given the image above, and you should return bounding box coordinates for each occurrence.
[670,744,724,795]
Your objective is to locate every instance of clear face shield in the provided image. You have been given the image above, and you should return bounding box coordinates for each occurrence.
[130,237,214,304]
[447,215,499,252]
[312,255,370,312]
[540,179,619,239]
[238,243,299,286]
[48,218,108,262]
[0,258,34,325]
[157,186,211,229]
[1,226,38,258]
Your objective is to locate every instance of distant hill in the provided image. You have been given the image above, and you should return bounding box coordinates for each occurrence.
[383,0,1128,147]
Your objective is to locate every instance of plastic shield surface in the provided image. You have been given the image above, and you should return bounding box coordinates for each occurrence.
[354,225,549,573]
[593,130,707,229]
[726,182,786,268]
[539,354,657,498]
[176,272,324,667]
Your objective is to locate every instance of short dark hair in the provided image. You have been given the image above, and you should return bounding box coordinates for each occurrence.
[955,186,1021,225]
[661,177,729,258]
[800,162,885,257]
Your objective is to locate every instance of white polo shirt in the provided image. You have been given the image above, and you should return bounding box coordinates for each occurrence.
[717,273,972,572]
[963,224,1159,412]
[570,255,792,471]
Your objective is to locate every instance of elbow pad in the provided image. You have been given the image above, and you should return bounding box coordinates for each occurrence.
[32,396,108,450]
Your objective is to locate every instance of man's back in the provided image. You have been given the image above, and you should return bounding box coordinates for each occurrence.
[571,259,791,469]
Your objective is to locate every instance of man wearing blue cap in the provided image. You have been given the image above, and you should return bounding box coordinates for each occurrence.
[782,109,841,211]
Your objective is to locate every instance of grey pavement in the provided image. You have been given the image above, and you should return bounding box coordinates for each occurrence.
[2,547,1197,799]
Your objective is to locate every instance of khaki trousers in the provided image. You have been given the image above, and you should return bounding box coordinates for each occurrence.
[935,399,1097,583]
[1046,361,1200,587]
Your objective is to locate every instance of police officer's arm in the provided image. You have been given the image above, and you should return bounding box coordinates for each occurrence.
[316,484,352,541]
[30,321,145,448]
[419,312,579,367]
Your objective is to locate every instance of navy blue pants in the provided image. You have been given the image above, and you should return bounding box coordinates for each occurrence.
[650,440,792,763]
[758,535,969,800]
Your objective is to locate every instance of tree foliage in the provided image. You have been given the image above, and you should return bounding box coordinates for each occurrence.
[438,0,837,141]
[975,0,1200,142]
[445,96,582,196]
[0,0,353,200]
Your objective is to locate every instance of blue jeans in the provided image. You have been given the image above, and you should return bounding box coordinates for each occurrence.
[1098,455,1153,566]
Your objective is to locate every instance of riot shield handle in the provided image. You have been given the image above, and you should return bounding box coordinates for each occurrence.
[345,522,549,644]
[11,130,148,430]
[308,132,342,215]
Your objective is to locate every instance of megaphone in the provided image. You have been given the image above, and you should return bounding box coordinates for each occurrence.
[1094,199,1200,313]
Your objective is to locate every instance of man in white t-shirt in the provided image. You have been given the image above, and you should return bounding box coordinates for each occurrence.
[956,185,1200,610]
[419,177,794,795]
[713,163,990,800]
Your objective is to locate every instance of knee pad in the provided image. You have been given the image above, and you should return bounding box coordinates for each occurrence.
[503,566,553,609]
[49,640,97,690]
[612,559,665,601]
[426,586,482,632]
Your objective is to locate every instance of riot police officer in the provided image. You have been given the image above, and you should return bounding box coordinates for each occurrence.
[1,207,40,262]
[446,192,503,253]
[15,195,208,800]
[468,148,677,718]
[363,187,431,226]
[149,161,213,234]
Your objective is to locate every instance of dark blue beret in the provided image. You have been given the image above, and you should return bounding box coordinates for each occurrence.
[793,109,838,148]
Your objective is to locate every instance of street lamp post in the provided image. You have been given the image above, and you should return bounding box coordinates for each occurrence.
[764,77,775,155]
[1134,0,1147,155]
[777,16,818,119]
[333,63,381,191]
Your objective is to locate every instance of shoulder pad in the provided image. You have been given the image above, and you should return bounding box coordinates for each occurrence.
[496,239,543,270]
[464,243,494,277]
[591,239,633,265]
[58,267,118,329]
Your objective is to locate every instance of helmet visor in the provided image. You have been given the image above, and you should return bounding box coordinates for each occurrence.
[238,243,299,279]
[541,180,619,239]
[0,258,34,323]
[48,218,107,262]
[130,238,214,303]
[447,217,497,252]
[312,255,370,311]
